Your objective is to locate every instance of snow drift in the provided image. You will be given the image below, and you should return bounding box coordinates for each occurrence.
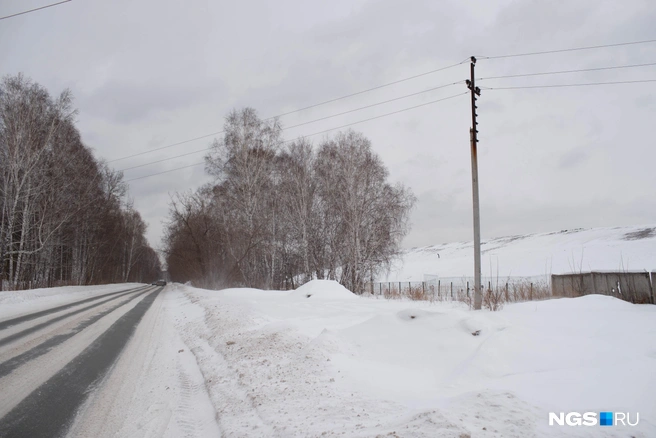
[174,282,656,437]
[288,279,357,300]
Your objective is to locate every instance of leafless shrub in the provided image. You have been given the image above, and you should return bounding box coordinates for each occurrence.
[458,292,473,309]
[406,285,430,301]
[483,288,504,311]
[505,279,551,302]
[383,285,402,300]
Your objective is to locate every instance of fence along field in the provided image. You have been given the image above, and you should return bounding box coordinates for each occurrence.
[366,271,655,309]
[366,275,551,309]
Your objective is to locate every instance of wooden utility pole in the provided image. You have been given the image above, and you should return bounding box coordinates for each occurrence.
[466,56,482,310]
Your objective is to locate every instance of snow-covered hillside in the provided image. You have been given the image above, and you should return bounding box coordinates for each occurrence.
[383,225,656,282]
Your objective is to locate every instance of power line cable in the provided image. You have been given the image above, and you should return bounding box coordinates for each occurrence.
[125,91,467,182]
[274,59,469,118]
[125,162,205,182]
[0,0,71,21]
[118,81,462,172]
[115,38,656,167]
[478,38,656,60]
[481,78,656,90]
[120,148,207,172]
[477,62,656,81]
[281,92,465,142]
[112,131,223,164]
[109,59,469,163]
[281,81,461,131]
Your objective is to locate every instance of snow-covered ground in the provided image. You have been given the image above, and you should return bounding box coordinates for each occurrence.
[384,224,656,281]
[172,280,656,437]
[2,268,655,436]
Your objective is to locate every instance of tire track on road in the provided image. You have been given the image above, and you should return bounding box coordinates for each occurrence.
[0,288,162,438]
[67,287,223,438]
[0,284,150,331]
[0,287,153,379]
[0,286,153,348]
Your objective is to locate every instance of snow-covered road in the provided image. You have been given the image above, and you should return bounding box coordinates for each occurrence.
[1,281,654,437]
[0,284,221,438]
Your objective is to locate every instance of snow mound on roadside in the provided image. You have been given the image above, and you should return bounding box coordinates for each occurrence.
[289,280,357,300]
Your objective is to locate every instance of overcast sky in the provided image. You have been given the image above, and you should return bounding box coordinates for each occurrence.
[1,0,655,252]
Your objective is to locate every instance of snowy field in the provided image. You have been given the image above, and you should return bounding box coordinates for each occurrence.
[383,225,656,281]
[171,280,656,437]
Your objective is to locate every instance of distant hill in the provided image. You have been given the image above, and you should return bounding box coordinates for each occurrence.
[381,225,656,282]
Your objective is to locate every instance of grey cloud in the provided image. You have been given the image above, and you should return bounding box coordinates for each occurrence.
[80,81,224,124]
[2,0,655,250]
[557,148,588,169]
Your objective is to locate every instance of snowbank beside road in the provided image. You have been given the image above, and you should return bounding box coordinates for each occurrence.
[174,281,656,437]
[288,279,357,300]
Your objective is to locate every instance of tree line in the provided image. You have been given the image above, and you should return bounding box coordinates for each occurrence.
[164,108,415,293]
[0,74,161,291]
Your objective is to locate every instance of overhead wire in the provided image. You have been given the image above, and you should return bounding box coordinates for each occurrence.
[114,39,656,164]
[118,81,463,172]
[122,38,656,182]
[481,78,656,90]
[124,91,468,182]
[478,38,656,60]
[476,62,656,81]
[125,162,205,182]
[120,59,656,173]
[280,91,466,145]
[109,59,470,163]
[0,0,72,21]
[274,59,469,118]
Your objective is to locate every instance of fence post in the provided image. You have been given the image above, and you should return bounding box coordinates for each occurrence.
[379,283,382,295]
[505,282,509,302]
[388,282,391,293]
[438,280,441,298]
[530,282,533,301]
[467,281,470,297]
[450,282,453,298]
[422,282,425,294]
[399,282,401,294]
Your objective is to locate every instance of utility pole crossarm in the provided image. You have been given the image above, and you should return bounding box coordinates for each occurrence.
[466,56,483,310]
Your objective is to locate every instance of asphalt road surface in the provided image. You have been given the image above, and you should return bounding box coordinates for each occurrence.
[0,284,162,438]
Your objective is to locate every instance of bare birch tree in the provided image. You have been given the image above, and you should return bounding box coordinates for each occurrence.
[165,108,414,293]
[0,74,161,290]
